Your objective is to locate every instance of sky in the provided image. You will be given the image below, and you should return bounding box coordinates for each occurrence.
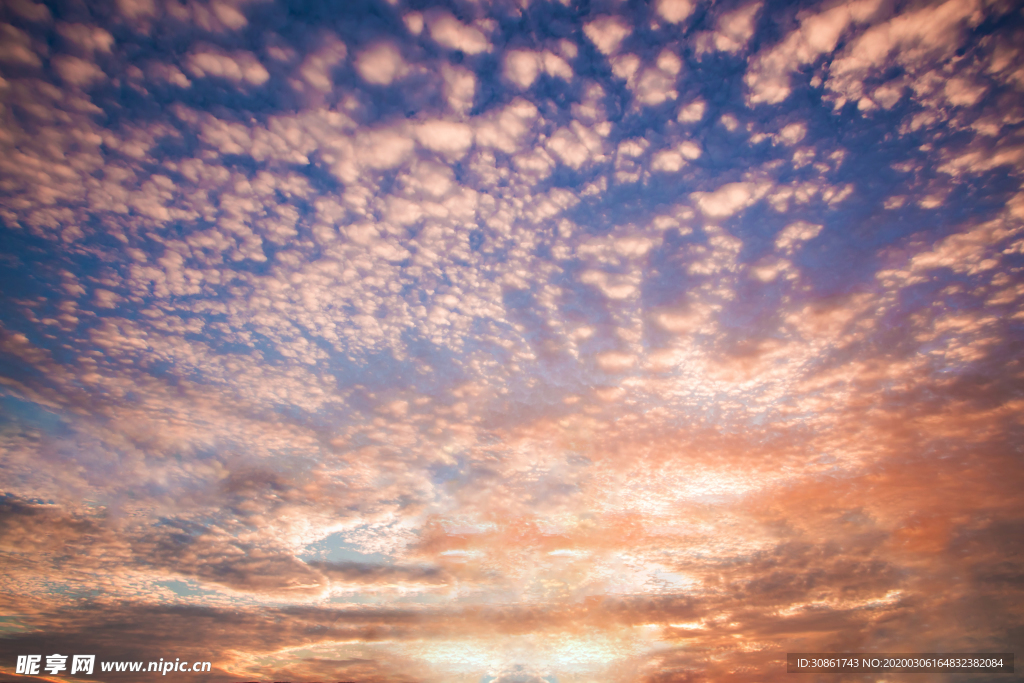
[0,0,1023,680]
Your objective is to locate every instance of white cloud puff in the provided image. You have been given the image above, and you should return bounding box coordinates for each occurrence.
[187,48,269,85]
[596,351,638,372]
[652,142,700,172]
[825,0,989,110]
[57,23,114,54]
[696,2,762,55]
[504,50,573,89]
[294,35,347,93]
[633,66,678,105]
[691,182,770,217]
[579,269,638,299]
[355,42,406,86]
[0,24,42,66]
[545,123,604,169]
[8,0,51,22]
[612,49,682,106]
[403,12,424,35]
[441,64,476,113]
[52,55,106,86]
[943,77,986,107]
[774,122,807,145]
[148,62,191,87]
[677,99,706,123]
[504,50,541,89]
[417,120,474,158]
[775,221,823,252]
[655,0,695,24]
[583,16,631,55]
[652,150,686,172]
[116,0,156,20]
[751,256,794,281]
[474,99,539,153]
[744,0,882,104]
[427,12,491,54]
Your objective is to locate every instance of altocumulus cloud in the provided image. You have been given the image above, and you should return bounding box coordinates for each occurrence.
[1,0,1023,681]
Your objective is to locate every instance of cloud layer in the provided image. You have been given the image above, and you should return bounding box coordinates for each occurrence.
[1,0,1023,681]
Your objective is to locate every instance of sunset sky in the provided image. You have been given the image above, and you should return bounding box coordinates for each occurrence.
[1,0,1023,680]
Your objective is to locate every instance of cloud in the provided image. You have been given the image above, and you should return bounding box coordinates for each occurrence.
[474,98,539,153]
[691,181,770,217]
[652,141,700,172]
[157,0,252,32]
[677,98,706,122]
[427,12,490,54]
[696,2,762,55]
[774,121,807,145]
[595,351,637,372]
[579,269,638,299]
[1,2,1023,682]
[749,256,793,281]
[774,220,822,252]
[404,11,424,35]
[52,55,106,87]
[504,50,542,89]
[545,122,604,169]
[417,120,473,158]
[441,63,476,113]
[825,0,991,110]
[93,289,121,308]
[626,50,682,105]
[355,41,405,86]
[293,34,347,93]
[7,0,51,22]
[143,61,191,87]
[654,0,695,24]
[0,24,42,66]
[503,49,573,89]
[186,48,269,85]
[651,149,685,172]
[583,16,631,55]
[330,126,416,180]
[744,0,883,104]
[56,23,114,54]
[312,561,450,586]
[116,0,156,20]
